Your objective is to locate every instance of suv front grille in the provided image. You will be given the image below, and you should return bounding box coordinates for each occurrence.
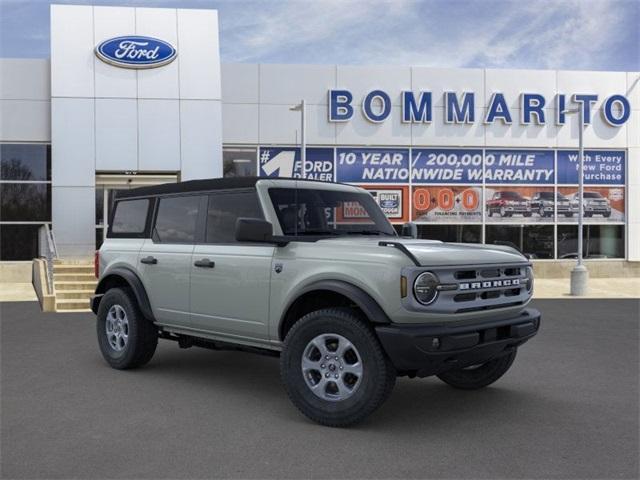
[409,263,532,314]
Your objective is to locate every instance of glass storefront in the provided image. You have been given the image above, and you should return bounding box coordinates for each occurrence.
[0,144,51,260]
[223,148,257,177]
[223,146,627,260]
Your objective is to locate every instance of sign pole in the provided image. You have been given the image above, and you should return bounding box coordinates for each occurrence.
[570,103,589,295]
[301,99,306,179]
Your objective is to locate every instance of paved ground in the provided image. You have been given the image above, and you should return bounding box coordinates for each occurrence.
[532,277,640,299]
[1,300,638,479]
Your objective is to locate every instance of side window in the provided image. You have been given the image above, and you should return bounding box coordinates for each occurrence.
[110,199,149,235]
[206,190,263,243]
[154,195,201,244]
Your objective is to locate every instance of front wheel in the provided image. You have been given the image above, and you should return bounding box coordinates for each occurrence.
[96,287,158,370]
[280,308,396,427]
[436,349,517,390]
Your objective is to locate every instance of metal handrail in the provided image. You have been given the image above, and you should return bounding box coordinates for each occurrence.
[38,224,58,294]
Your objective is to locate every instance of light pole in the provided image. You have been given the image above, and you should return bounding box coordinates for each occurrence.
[564,104,588,295]
[289,100,306,179]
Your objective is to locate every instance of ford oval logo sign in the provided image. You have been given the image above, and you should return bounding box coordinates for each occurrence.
[95,36,177,69]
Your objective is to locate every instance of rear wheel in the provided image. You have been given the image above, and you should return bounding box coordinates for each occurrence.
[96,287,158,370]
[280,308,396,427]
[436,349,517,390]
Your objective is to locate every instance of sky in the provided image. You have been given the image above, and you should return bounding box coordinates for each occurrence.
[0,0,638,71]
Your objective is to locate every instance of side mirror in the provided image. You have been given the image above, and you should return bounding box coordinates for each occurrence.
[401,222,418,239]
[235,218,273,243]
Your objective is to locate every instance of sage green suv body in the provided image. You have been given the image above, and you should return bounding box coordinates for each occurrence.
[92,177,540,427]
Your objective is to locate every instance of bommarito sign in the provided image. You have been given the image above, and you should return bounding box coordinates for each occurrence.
[328,90,631,127]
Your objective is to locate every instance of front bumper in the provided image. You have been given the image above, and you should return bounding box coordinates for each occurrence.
[504,206,530,213]
[375,308,541,377]
[585,206,611,214]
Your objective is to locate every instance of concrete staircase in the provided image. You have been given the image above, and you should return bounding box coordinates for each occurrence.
[53,261,96,312]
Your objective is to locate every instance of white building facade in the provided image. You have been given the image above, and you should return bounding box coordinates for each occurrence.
[0,4,638,270]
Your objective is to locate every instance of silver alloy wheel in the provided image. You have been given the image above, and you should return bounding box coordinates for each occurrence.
[301,333,363,402]
[105,304,129,352]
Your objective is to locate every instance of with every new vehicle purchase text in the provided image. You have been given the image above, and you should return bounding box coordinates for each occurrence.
[91,178,540,427]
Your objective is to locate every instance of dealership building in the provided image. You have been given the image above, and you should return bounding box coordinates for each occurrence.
[1,4,639,280]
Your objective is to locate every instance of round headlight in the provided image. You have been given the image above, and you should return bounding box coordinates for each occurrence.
[414,272,439,305]
[525,267,534,294]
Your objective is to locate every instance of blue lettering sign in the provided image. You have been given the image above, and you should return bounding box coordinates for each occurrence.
[95,36,176,69]
[328,90,354,122]
[484,150,554,184]
[336,148,409,183]
[485,93,512,124]
[556,94,566,125]
[325,89,630,127]
[411,149,483,184]
[603,95,631,126]
[259,147,334,181]
[557,150,625,185]
[521,93,546,124]
[572,94,598,125]
[445,92,475,123]
[362,90,392,122]
[402,91,432,123]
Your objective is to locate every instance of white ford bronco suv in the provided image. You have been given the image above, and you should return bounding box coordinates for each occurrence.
[92,177,540,427]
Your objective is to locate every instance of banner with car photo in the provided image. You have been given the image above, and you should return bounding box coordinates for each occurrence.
[556,187,625,223]
[411,186,482,223]
[485,187,557,223]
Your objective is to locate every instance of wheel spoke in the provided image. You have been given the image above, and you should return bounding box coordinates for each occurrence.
[336,338,354,359]
[301,356,320,372]
[311,338,330,358]
[342,362,363,377]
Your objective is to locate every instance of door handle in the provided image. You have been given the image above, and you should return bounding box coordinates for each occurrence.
[194,258,215,268]
[140,256,157,265]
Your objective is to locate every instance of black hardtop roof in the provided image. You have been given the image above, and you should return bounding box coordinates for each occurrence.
[115,176,343,199]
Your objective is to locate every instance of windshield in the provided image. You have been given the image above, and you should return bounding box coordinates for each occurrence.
[500,191,525,200]
[537,192,554,200]
[583,192,603,198]
[268,187,396,237]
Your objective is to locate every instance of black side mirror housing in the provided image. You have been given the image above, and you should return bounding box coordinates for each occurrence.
[401,222,418,239]
[235,218,273,243]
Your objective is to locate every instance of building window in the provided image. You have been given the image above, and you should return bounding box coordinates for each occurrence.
[0,224,41,261]
[557,225,624,259]
[0,144,51,261]
[485,225,554,259]
[223,148,257,177]
[418,224,482,243]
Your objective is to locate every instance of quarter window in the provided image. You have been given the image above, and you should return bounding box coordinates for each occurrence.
[111,199,149,234]
[154,195,201,243]
[206,191,263,243]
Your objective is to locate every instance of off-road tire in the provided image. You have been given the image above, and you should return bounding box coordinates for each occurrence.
[436,349,517,390]
[280,308,396,427]
[96,287,158,370]
[603,211,611,218]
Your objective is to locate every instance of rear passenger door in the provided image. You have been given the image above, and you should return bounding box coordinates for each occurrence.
[190,189,274,342]
[139,194,205,328]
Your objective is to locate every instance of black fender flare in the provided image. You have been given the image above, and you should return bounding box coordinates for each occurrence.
[280,279,391,339]
[92,267,155,322]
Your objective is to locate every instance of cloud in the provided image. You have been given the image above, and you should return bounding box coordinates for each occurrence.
[0,0,637,70]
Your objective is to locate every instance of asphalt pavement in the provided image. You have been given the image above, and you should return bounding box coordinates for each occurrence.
[1,299,638,479]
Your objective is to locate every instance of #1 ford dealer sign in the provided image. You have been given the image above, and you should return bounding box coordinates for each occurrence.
[95,36,177,69]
